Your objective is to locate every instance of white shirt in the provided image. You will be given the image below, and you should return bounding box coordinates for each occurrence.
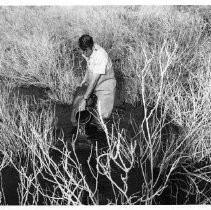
[82,43,116,92]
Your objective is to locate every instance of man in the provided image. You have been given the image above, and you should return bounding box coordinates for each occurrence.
[78,34,116,131]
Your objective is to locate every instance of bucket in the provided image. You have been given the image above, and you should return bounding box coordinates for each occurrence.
[75,108,92,125]
[71,85,97,125]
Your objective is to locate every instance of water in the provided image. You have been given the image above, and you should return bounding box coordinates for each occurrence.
[0,84,210,205]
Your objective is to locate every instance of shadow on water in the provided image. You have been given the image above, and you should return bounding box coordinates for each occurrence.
[0,84,210,205]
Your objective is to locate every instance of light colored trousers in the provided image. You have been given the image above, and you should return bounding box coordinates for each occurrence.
[94,79,116,120]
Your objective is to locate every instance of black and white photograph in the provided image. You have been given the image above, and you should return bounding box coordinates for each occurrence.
[0,2,210,205]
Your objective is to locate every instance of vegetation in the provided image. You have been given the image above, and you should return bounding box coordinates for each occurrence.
[0,5,211,204]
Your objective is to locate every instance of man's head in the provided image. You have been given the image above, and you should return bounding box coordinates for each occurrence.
[78,34,94,58]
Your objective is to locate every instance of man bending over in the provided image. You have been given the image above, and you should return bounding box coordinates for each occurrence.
[78,34,116,131]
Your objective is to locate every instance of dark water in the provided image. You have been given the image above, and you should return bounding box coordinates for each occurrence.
[0,84,210,205]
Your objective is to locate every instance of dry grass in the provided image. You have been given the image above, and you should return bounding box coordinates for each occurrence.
[0,5,211,204]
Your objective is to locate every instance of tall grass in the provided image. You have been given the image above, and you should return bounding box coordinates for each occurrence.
[0,5,211,204]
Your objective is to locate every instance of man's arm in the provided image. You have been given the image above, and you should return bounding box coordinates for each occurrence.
[83,52,107,98]
[78,73,101,111]
[83,73,101,99]
[80,69,88,86]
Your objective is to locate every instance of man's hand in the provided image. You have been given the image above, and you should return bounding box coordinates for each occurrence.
[79,80,86,87]
[78,98,86,111]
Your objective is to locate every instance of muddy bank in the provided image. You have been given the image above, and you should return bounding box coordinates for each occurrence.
[10,84,180,146]
[11,84,74,141]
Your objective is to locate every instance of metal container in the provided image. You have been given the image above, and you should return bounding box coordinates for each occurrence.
[71,85,97,125]
[75,109,92,124]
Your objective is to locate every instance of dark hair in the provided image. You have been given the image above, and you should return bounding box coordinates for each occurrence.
[78,34,94,51]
